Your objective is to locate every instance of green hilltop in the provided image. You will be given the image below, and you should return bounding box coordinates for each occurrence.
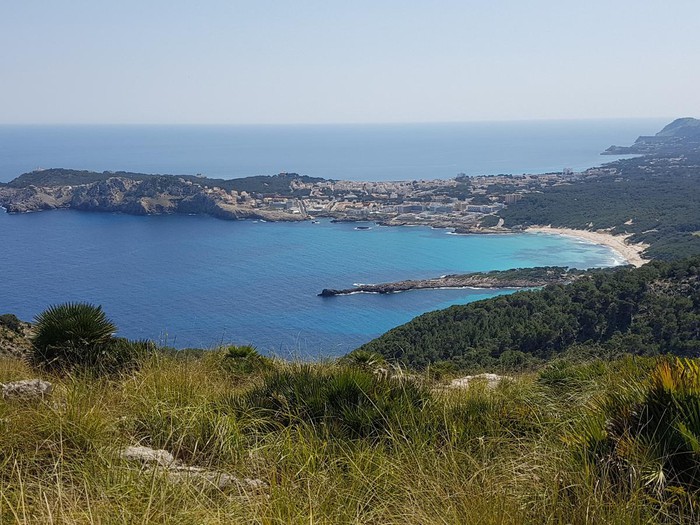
[359,257,700,370]
[6,168,328,196]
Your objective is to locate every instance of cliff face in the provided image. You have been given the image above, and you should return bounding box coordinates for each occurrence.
[0,176,307,222]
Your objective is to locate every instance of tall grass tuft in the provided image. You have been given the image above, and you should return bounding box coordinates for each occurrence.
[233,363,430,440]
[567,357,700,517]
[2,352,700,523]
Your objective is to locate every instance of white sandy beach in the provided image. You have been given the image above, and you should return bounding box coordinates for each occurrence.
[526,226,649,267]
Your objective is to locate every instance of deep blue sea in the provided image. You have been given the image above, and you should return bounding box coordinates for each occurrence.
[0,119,666,182]
[0,120,663,355]
[1,212,622,356]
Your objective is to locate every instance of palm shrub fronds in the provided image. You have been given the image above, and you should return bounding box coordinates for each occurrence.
[30,302,145,373]
[569,357,700,498]
[341,349,386,370]
[223,345,272,374]
[232,364,430,439]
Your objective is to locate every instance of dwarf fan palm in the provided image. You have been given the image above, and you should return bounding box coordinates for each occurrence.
[31,302,117,371]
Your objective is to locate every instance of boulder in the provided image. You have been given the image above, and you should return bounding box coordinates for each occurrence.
[119,445,267,492]
[1,379,53,400]
[120,445,176,467]
[449,373,511,390]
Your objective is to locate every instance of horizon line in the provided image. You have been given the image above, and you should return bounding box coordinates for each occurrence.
[0,116,677,127]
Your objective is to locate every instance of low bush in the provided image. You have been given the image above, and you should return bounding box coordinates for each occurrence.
[568,357,700,499]
[206,345,273,375]
[0,313,23,333]
[233,364,430,439]
[29,302,150,374]
[340,349,386,370]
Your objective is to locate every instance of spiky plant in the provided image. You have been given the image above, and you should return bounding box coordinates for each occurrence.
[31,302,117,372]
[234,364,430,439]
[204,345,272,375]
[569,357,700,497]
[341,349,386,370]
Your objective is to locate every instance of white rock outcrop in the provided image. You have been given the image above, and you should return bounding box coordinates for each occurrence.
[119,445,267,492]
[1,379,53,400]
[449,373,512,390]
[120,445,176,467]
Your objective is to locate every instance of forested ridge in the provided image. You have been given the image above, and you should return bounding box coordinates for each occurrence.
[498,153,700,260]
[6,168,326,196]
[359,257,700,369]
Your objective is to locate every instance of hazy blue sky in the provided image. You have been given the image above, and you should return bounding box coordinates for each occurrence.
[1,1,697,124]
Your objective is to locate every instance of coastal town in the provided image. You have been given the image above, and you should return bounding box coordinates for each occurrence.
[267,169,585,230]
[0,166,592,233]
[180,167,594,231]
[0,163,648,265]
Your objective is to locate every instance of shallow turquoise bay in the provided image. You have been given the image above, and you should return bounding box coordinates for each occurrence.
[0,210,622,356]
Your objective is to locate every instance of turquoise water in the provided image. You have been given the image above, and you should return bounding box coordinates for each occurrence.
[0,120,656,355]
[0,210,622,356]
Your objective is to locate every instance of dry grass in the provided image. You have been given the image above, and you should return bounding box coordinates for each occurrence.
[0,354,695,524]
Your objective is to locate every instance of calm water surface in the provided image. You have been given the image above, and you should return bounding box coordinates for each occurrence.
[0,119,665,182]
[0,210,622,356]
[0,120,658,354]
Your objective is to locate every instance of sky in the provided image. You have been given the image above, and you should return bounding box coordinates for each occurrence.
[0,0,698,124]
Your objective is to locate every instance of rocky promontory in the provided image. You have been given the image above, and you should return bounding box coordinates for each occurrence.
[319,266,581,296]
[0,170,309,222]
[603,117,700,155]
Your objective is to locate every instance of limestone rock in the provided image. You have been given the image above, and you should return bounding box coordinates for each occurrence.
[1,379,53,400]
[119,445,267,492]
[0,315,33,358]
[165,467,267,491]
[120,445,176,467]
[449,373,511,389]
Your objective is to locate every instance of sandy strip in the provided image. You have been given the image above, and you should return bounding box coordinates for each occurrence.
[525,226,649,267]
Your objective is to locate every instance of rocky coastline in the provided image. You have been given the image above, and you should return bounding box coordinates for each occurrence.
[0,174,515,232]
[318,267,580,296]
[0,176,307,222]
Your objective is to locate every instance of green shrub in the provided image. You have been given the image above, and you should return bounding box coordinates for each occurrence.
[207,345,272,375]
[0,313,23,333]
[233,364,430,439]
[100,338,154,374]
[538,359,609,390]
[569,358,700,496]
[340,349,386,370]
[30,302,147,374]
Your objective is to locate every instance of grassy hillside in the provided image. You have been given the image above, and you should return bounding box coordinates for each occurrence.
[359,257,700,370]
[3,350,700,523]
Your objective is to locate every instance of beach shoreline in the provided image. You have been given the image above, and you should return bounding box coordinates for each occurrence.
[525,226,649,267]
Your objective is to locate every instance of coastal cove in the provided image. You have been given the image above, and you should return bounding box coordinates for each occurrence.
[1,209,624,355]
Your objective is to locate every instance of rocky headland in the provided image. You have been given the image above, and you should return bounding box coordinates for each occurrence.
[319,266,583,296]
[603,117,700,155]
[0,171,308,221]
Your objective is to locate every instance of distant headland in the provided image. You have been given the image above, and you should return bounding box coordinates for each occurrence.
[1,117,699,263]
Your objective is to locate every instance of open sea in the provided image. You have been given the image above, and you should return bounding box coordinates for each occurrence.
[0,119,665,356]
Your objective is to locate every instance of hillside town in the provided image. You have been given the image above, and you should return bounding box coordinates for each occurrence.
[0,166,613,231]
[247,168,601,230]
